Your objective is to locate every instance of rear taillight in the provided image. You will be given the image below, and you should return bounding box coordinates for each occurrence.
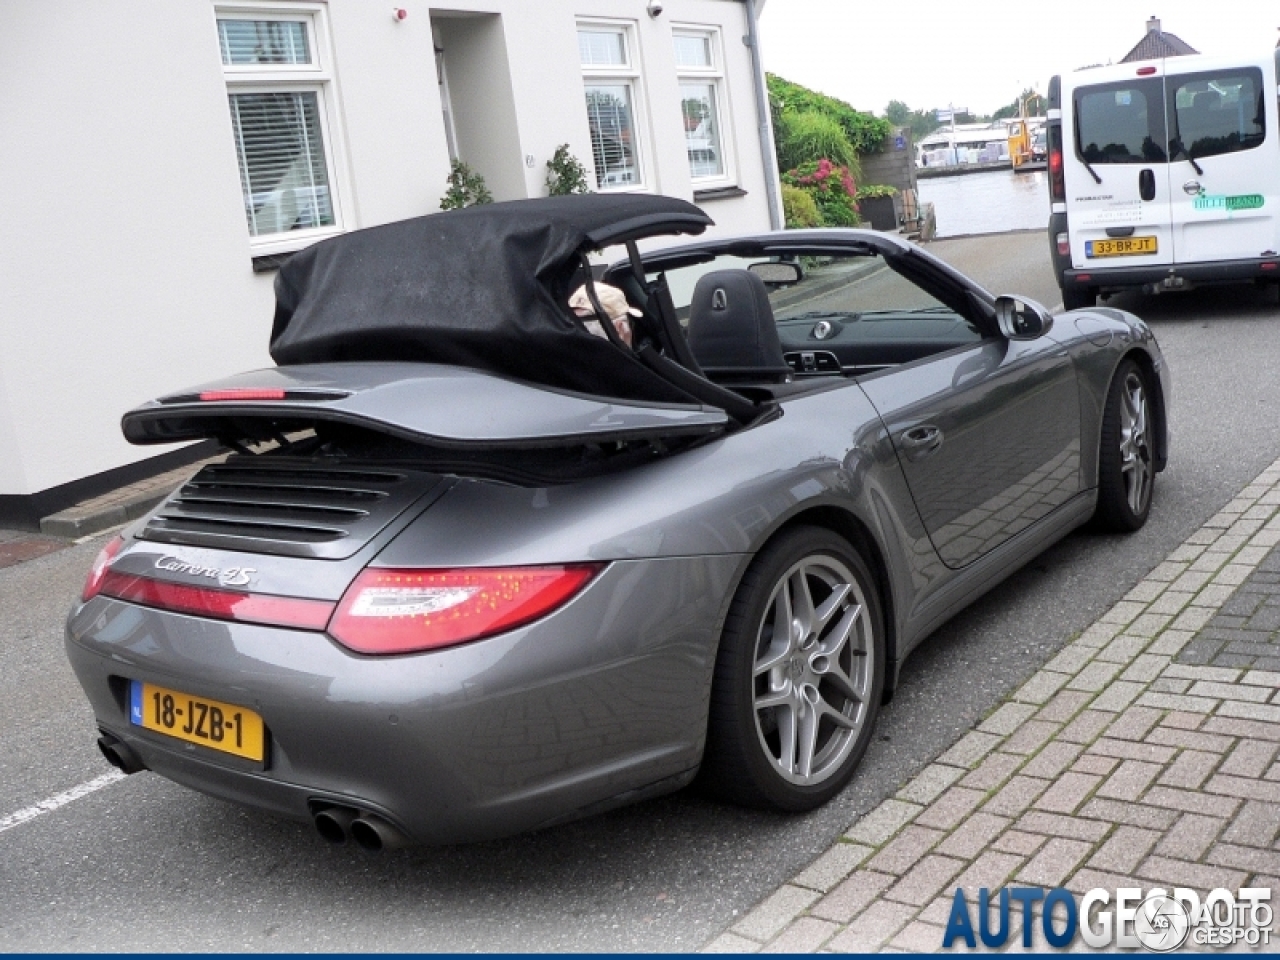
[82,536,125,601]
[98,572,335,630]
[328,565,603,655]
[1056,232,1071,256]
[1047,125,1065,203]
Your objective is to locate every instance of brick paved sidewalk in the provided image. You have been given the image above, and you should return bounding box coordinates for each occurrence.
[707,456,1280,954]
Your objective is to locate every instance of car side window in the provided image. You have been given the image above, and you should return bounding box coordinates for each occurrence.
[768,255,956,320]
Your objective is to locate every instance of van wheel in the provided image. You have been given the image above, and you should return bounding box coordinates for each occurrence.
[701,527,884,811]
[1062,285,1096,311]
[1093,359,1154,532]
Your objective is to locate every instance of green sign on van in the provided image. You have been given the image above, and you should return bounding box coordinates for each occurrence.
[1193,193,1265,211]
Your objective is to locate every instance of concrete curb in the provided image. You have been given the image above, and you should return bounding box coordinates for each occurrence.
[37,458,223,539]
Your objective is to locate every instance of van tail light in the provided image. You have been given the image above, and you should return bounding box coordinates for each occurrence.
[1056,233,1071,256]
[82,536,126,601]
[1047,124,1066,203]
[328,565,603,655]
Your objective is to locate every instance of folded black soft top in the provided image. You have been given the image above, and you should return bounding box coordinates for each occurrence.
[269,195,713,405]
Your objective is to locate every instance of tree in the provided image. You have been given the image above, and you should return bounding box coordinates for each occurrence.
[882,101,943,141]
[885,100,913,126]
[992,88,1045,122]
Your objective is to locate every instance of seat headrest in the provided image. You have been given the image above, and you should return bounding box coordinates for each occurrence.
[687,270,790,383]
[1190,90,1221,111]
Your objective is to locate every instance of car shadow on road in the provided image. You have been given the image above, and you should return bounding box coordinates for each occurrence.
[1102,281,1280,324]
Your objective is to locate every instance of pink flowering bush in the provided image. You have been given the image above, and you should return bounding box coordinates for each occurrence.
[781,158,859,227]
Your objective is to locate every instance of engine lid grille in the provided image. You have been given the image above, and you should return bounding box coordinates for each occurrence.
[138,459,444,559]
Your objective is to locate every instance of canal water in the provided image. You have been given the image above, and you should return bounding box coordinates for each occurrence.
[917,168,1049,238]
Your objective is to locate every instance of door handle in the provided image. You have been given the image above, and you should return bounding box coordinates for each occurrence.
[899,425,943,460]
[1139,169,1156,202]
[1182,180,1202,196]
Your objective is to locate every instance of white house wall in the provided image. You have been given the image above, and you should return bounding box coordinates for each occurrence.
[0,0,774,504]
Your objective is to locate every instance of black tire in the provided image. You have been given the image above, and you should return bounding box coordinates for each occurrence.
[1093,359,1155,532]
[700,527,885,811]
[1062,285,1096,311]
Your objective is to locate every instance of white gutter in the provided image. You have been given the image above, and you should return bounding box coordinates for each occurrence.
[742,0,783,230]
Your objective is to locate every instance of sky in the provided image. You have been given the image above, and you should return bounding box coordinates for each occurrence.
[757,1,1280,118]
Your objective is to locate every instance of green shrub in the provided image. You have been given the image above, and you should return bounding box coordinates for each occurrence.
[782,159,860,227]
[856,184,897,200]
[777,110,857,174]
[767,74,891,154]
[781,184,822,229]
[440,160,493,210]
[545,144,591,196]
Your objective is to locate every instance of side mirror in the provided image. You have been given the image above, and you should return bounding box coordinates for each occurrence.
[749,260,802,287]
[994,295,1054,340]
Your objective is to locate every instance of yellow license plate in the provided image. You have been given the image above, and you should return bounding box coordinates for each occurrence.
[1086,236,1158,258]
[130,680,266,762]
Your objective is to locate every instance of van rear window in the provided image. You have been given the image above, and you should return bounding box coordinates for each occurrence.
[1170,69,1264,160]
[1076,79,1166,164]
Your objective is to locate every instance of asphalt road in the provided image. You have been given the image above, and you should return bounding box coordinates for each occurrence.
[3,233,1279,951]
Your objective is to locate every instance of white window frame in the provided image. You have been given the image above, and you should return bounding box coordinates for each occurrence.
[672,26,735,187]
[216,2,351,255]
[577,20,651,193]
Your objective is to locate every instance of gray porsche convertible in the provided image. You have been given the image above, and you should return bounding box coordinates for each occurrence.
[65,194,1169,849]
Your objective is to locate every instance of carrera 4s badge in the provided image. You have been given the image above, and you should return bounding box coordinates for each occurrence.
[154,556,257,588]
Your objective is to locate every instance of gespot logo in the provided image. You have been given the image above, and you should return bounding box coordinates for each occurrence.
[943,885,1273,951]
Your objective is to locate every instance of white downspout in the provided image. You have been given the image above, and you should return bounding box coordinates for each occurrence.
[743,0,783,230]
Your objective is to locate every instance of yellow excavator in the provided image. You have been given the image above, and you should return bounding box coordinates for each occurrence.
[1007,91,1046,170]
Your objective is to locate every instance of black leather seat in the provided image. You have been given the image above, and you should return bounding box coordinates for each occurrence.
[687,270,791,383]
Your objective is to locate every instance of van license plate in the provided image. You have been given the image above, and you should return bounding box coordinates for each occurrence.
[129,680,266,762]
[1086,237,1158,258]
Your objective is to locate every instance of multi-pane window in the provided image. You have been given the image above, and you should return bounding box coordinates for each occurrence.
[578,24,645,190]
[673,29,729,181]
[217,9,341,243]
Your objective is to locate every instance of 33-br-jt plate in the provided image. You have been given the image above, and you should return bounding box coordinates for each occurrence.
[129,680,266,762]
[1085,236,1158,258]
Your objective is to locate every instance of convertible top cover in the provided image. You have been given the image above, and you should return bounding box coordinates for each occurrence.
[269,195,713,405]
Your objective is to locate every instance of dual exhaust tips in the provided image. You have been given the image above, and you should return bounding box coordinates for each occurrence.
[96,733,406,853]
[313,805,408,853]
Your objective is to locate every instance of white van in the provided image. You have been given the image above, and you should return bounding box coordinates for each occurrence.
[1046,50,1280,309]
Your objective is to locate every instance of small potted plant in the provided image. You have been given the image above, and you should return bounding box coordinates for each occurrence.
[855,185,898,232]
[545,145,592,196]
[440,160,493,210]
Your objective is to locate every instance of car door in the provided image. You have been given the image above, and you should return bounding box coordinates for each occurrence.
[856,264,1082,570]
[1067,72,1174,270]
[1165,62,1276,266]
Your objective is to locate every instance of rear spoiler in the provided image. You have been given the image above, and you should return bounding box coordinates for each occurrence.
[123,362,729,450]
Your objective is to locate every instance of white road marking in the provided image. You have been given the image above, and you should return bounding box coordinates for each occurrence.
[0,770,126,835]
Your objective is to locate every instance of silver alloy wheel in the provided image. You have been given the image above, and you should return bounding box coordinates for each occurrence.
[751,555,873,786]
[1119,370,1152,516]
